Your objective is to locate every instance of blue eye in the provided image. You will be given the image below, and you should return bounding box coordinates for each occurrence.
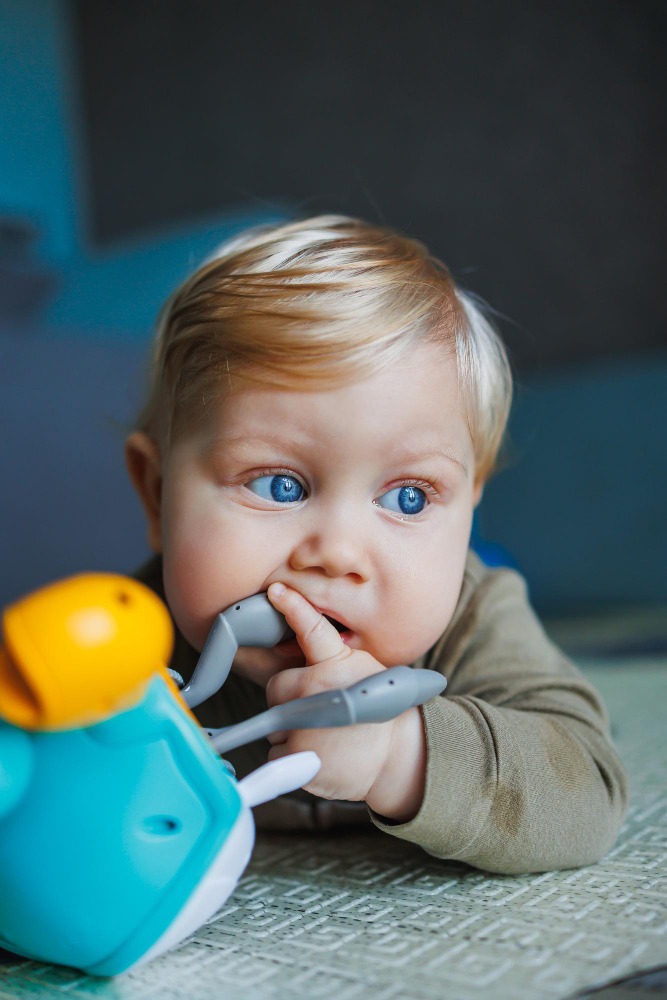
[376,486,427,516]
[247,474,305,504]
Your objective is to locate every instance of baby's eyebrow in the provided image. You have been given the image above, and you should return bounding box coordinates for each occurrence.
[205,434,470,476]
[205,431,309,456]
[395,447,470,476]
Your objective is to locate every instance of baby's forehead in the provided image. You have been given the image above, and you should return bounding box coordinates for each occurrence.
[223,340,459,399]
[201,356,473,476]
[219,349,461,419]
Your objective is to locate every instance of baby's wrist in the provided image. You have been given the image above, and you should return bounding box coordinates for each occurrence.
[366,708,427,823]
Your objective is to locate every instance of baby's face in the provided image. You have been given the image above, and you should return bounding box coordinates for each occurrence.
[156,342,480,671]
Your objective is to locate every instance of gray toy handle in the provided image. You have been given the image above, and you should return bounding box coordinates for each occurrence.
[182,594,294,708]
[221,594,294,647]
[208,665,446,754]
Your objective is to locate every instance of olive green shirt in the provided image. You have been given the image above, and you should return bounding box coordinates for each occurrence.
[135,552,628,875]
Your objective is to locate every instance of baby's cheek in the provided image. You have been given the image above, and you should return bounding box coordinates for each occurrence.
[162,538,226,644]
[387,612,452,665]
[163,565,213,651]
[163,517,283,650]
[381,574,462,665]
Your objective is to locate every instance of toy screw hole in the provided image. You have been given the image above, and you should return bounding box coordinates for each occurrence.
[389,680,395,685]
[361,689,367,695]
[117,591,131,605]
[235,605,241,611]
[143,815,182,836]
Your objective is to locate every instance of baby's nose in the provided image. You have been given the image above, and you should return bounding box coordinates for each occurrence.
[288,524,371,581]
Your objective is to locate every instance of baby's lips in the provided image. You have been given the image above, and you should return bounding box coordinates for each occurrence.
[312,602,351,633]
[323,614,349,634]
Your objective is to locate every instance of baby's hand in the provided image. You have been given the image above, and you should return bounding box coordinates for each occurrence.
[265,583,426,818]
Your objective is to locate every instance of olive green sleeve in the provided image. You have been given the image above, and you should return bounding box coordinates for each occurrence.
[370,554,629,874]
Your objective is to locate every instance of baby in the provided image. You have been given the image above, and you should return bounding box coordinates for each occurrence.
[126,215,627,874]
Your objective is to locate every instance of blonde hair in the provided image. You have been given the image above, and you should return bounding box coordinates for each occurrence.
[137,215,512,482]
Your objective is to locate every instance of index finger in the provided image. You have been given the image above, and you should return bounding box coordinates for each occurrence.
[267,583,351,667]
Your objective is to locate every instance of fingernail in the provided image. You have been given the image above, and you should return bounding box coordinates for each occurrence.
[269,582,286,597]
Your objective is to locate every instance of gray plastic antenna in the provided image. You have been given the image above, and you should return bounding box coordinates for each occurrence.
[182,594,294,708]
[208,665,446,754]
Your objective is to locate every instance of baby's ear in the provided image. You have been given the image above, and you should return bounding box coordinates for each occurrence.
[473,480,485,507]
[125,432,163,552]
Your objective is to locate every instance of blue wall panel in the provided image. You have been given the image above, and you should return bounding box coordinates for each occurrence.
[479,355,667,612]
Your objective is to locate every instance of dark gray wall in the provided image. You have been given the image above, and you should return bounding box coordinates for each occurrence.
[73,0,666,370]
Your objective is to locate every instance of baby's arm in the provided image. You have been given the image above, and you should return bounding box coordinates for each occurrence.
[370,555,629,874]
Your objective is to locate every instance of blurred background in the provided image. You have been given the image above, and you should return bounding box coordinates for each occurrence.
[1,0,665,631]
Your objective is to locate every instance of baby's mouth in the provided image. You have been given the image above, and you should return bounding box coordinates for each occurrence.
[324,614,347,633]
[323,614,355,644]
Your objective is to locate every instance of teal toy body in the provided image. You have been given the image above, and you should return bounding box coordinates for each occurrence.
[0,572,320,975]
[0,676,245,975]
[0,672,319,976]
[0,574,443,977]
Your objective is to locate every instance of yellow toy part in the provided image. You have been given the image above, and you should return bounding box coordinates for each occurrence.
[0,574,176,730]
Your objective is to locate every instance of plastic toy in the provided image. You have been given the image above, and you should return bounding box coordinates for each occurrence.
[0,574,446,976]
[0,574,176,730]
